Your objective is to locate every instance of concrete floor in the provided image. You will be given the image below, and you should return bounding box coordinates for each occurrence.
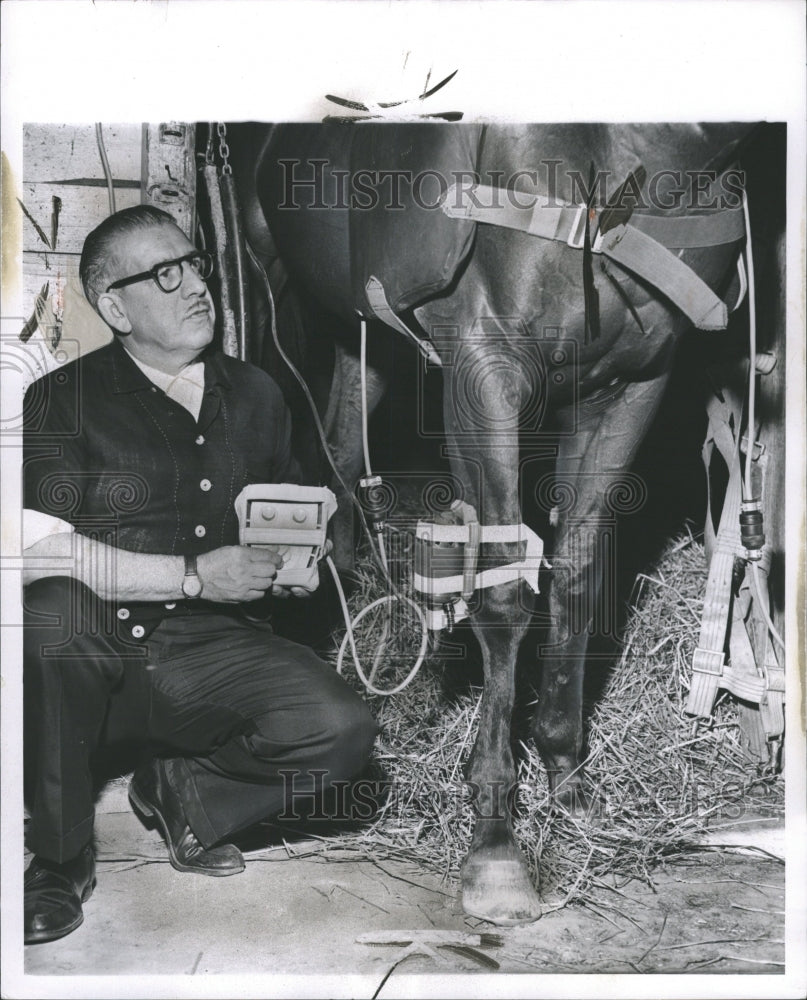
[9,785,788,999]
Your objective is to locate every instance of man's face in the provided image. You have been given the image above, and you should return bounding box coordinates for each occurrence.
[107,223,215,370]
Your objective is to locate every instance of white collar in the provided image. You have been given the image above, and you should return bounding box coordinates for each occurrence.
[124,348,206,419]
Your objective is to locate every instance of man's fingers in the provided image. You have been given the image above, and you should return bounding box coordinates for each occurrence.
[271,585,315,598]
[247,547,285,569]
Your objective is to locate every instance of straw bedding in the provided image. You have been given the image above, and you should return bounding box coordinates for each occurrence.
[311,530,784,905]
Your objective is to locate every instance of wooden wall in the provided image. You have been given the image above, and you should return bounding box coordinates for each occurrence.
[20,122,196,363]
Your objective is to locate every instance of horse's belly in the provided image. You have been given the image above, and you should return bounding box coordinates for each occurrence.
[258,124,355,320]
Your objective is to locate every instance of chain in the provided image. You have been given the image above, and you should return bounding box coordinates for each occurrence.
[217,122,232,175]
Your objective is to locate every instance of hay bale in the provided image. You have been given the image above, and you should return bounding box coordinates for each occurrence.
[315,532,783,905]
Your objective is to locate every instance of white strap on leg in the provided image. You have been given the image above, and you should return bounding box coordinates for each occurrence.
[414,521,544,595]
[414,519,545,631]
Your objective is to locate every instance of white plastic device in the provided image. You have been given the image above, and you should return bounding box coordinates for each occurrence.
[234,483,338,591]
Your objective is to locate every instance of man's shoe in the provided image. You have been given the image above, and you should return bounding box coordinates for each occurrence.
[129,759,245,877]
[24,844,96,945]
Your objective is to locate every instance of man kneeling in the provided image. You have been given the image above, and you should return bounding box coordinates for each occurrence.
[22,206,378,944]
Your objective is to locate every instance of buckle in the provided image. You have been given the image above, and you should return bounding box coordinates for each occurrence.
[566,204,603,251]
[566,204,586,248]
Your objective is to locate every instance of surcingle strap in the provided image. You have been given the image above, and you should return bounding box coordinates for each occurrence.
[441,183,746,331]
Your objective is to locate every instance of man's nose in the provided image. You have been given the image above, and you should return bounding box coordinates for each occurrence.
[180,260,208,295]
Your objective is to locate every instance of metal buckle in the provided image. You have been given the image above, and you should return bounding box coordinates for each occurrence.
[567,204,604,252]
[566,204,586,248]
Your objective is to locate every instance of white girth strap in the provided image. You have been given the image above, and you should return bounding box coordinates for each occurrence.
[441,183,746,331]
[414,518,545,631]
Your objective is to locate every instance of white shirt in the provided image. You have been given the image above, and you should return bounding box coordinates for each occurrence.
[127,353,206,422]
[23,348,206,549]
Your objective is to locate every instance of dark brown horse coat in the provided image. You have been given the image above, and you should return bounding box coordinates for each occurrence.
[226,122,784,924]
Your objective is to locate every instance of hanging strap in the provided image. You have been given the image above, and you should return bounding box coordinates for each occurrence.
[686,383,782,742]
[365,276,442,366]
[441,183,745,330]
[687,387,745,717]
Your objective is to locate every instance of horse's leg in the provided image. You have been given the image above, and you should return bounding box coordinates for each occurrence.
[325,339,388,574]
[440,343,543,925]
[533,373,670,805]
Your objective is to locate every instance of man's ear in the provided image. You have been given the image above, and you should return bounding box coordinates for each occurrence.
[95,291,133,334]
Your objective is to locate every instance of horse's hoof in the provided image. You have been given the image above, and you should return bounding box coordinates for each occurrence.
[461,856,543,926]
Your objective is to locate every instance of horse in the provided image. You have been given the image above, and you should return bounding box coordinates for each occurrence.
[223,122,785,925]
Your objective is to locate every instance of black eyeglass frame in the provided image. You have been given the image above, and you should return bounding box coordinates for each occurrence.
[105,251,215,294]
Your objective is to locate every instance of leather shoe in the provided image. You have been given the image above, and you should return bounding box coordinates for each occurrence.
[129,759,245,877]
[24,844,96,945]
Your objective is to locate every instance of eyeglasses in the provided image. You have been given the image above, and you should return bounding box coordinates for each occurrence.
[106,251,215,294]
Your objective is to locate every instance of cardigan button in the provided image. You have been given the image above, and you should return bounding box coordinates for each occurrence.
[195,435,205,445]
[200,479,212,492]
[117,607,130,620]
[194,524,206,538]
[131,625,145,639]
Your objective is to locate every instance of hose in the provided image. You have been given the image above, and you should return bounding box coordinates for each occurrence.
[244,239,432,694]
[95,123,116,216]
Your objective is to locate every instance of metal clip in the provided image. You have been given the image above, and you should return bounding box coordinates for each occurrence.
[567,205,605,253]
[566,204,587,249]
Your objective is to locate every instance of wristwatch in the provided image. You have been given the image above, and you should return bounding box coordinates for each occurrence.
[181,554,203,599]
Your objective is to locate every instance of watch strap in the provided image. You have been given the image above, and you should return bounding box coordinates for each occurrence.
[182,554,202,598]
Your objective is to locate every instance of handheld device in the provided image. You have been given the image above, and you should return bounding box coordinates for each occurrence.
[234,484,338,591]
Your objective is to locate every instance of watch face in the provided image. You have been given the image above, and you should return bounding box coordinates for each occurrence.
[182,573,202,599]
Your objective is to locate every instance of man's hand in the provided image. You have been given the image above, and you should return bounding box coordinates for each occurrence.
[197,545,284,602]
[270,582,316,599]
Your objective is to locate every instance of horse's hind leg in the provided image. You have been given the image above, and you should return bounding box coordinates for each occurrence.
[533,373,670,806]
[441,343,543,926]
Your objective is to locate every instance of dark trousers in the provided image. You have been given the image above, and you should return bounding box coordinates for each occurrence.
[24,577,378,863]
